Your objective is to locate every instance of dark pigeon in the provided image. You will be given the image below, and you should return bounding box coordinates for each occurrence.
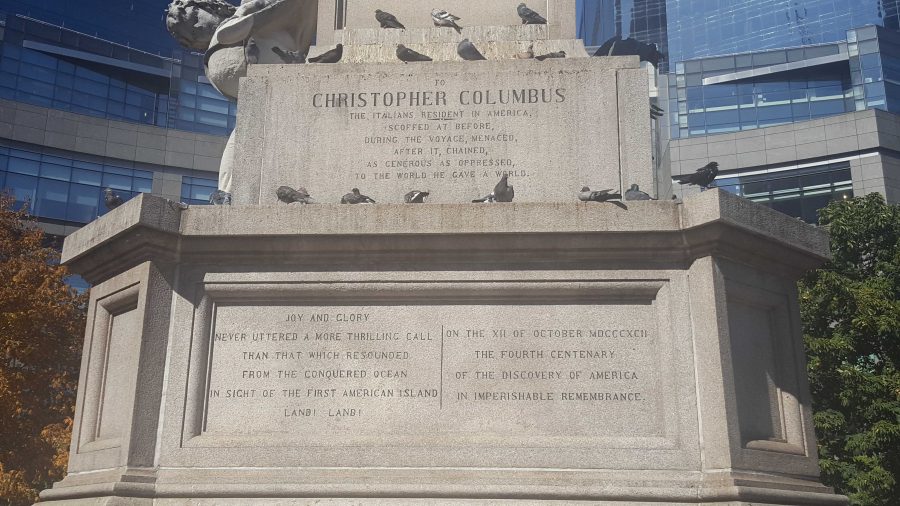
[104,188,124,210]
[397,44,432,63]
[593,36,665,68]
[535,51,566,61]
[432,9,463,33]
[624,184,652,201]
[272,46,306,64]
[341,188,376,204]
[517,3,547,24]
[473,175,514,203]
[276,186,313,204]
[209,190,232,205]
[673,162,719,189]
[375,9,405,29]
[404,190,430,203]
[457,39,486,61]
[578,187,622,203]
[308,44,343,64]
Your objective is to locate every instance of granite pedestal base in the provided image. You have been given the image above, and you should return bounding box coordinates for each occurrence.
[41,190,846,505]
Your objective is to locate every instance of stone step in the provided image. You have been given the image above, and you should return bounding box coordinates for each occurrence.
[340,24,550,46]
[309,39,589,64]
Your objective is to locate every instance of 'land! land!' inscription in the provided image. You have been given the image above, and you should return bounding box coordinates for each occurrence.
[244,60,646,204]
[205,303,664,441]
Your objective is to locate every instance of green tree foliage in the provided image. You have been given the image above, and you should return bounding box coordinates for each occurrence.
[800,193,900,505]
[0,194,85,505]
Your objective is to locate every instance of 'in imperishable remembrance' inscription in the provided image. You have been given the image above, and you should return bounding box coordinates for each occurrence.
[205,304,662,439]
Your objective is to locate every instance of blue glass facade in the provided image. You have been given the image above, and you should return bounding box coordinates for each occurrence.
[665,0,900,69]
[0,145,153,224]
[713,161,853,223]
[0,13,236,136]
[578,0,669,70]
[668,25,900,138]
[181,175,219,205]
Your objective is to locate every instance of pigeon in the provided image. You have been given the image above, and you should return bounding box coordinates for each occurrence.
[245,38,259,65]
[308,44,343,64]
[341,188,376,204]
[578,187,622,203]
[457,39,486,61]
[397,44,432,63]
[404,190,430,203]
[515,44,535,59]
[276,186,313,204]
[104,188,124,210]
[624,184,652,201]
[650,103,665,119]
[517,3,547,24]
[168,200,190,211]
[535,51,566,61]
[272,46,306,64]
[209,190,232,205]
[593,36,665,69]
[473,175,514,203]
[673,162,719,189]
[432,9,463,33]
[375,9,405,29]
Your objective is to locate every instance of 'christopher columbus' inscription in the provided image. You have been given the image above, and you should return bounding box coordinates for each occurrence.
[256,61,638,203]
[205,303,664,439]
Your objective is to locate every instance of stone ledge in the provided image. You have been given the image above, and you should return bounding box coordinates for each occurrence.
[341,25,550,45]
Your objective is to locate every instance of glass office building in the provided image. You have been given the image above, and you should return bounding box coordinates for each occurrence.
[668,25,900,138]
[578,0,669,70]
[665,0,900,67]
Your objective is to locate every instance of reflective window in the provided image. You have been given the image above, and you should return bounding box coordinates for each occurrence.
[181,175,219,205]
[709,162,854,223]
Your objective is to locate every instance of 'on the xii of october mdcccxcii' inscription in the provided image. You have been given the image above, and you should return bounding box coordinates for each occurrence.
[205,304,661,439]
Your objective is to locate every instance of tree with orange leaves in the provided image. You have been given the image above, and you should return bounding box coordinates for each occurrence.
[0,193,85,505]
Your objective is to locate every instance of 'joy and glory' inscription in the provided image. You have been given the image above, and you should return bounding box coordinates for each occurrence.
[205,305,661,438]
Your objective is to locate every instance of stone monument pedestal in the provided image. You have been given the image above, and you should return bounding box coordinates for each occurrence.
[41,190,846,505]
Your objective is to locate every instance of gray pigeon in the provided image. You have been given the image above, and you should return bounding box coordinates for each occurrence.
[578,186,622,203]
[375,9,405,29]
[104,188,124,210]
[397,44,432,62]
[432,9,463,33]
[276,186,313,204]
[457,39,486,61]
[341,188,376,204]
[535,51,566,61]
[624,184,652,201]
[517,3,547,24]
[272,46,306,63]
[404,190,430,203]
[673,162,719,189]
[209,190,232,205]
[245,38,259,65]
[308,44,343,63]
[473,175,514,203]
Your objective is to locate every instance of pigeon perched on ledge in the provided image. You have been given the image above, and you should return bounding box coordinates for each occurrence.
[308,44,343,64]
[272,46,306,64]
[673,162,719,189]
[578,187,622,203]
[458,39,486,61]
[104,188,124,210]
[515,44,535,59]
[624,184,652,201]
[473,175,514,203]
[376,9,405,29]
[535,51,566,61]
[209,190,232,206]
[517,3,547,24]
[341,188,376,204]
[276,186,313,204]
[432,9,463,33]
[404,190,430,203]
[397,44,432,63]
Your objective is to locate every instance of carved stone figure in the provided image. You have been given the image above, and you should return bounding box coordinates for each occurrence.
[165,0,317,193]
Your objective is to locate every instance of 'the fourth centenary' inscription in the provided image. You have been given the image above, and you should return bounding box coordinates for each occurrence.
[206,304,661,439]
